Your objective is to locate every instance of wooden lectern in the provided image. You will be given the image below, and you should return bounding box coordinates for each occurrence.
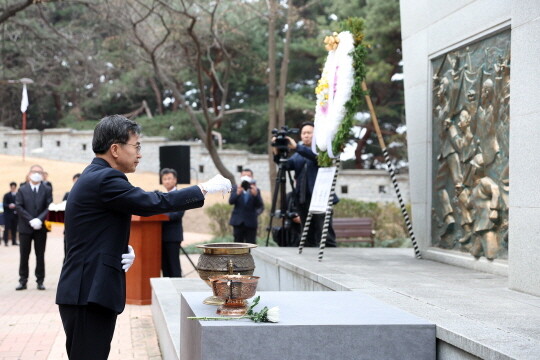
[126,214,169,305]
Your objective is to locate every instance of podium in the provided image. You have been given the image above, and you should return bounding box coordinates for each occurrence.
[126,214,169,305]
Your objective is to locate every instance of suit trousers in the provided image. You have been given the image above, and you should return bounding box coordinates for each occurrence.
[59,304,117,360]
[161,242,181,277]
[3,216,18,245]
[19,229,47,285]
[233,225,257,244]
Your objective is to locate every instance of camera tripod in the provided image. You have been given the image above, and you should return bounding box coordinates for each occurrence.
[265,157,297,247]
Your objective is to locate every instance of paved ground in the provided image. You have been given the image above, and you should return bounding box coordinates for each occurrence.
[0,224,205,360]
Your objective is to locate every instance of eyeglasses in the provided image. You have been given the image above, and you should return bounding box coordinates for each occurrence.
[118,142,141,154]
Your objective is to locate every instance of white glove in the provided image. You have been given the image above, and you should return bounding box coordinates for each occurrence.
[121,245,135,272]
[29,218,42,230]
[200,174,232,196]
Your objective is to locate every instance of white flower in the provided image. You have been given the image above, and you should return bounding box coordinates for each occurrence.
[266,306,280,323]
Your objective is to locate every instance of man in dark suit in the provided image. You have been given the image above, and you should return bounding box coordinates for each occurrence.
[15,165,53,290]
[160,168,184,277]
[229,168,264,244]
[55,115,231,360]
[273,121,337,247]
[62,173,81,201]
[42,171,53,195]
[3,182,19,246]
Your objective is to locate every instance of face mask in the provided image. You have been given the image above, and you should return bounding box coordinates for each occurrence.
[29,173,43,183]
[240,176,253,183]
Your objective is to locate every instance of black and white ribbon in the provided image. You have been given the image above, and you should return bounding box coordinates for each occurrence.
[298,212,312,254]
[382,148,421,259]
[317,159,340,261]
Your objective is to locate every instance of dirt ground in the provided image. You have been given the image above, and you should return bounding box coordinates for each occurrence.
[0,153,249,234]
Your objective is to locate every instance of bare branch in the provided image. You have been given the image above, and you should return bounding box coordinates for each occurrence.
[0,0,33,25]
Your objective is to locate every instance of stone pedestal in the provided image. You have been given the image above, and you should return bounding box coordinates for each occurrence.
[181,291,435,360]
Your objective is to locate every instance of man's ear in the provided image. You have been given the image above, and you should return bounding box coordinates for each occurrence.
[110,143,120,159]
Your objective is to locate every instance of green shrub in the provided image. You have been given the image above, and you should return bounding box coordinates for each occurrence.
[203,203,277,247]
[204,203,233,237]
[333,198,379,219]
[182,236,233,254]
[257,208,270,239]
[202,199,414,248]
[334,198,412,248]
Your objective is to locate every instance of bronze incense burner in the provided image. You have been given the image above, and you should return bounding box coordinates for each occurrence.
[196,243,257,305]
[209,274,260,316]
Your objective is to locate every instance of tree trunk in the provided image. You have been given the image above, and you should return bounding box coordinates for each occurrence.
[205,130,236,185]
[52,91,63,120]
[267,0,278,199]
[151,58,235,183]
[355,128,372,169]
[277,0,293,129]
[148,76,163,115]
[0,0,33,25]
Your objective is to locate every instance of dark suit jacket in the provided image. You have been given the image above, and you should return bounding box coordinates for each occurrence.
[55,157,205,314]
[15,184,52,234]
[228,185,263,229]
[3,192,17,220]
[282,144,339,205]
[162,210,185,243]
[43,181,53,194]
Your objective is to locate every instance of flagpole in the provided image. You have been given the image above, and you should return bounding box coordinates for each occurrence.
[22,111,27,162]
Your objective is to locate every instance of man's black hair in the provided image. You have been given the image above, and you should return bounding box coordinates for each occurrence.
[9,181,16,187]
[300,121,314,131]
[92,115,141,154]
[242,168,253,176]
[160,168,178,179]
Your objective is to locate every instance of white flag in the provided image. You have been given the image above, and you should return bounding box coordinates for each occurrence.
[20,84,29,113]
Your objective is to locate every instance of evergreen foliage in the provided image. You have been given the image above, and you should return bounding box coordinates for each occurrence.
[0,0,406,166]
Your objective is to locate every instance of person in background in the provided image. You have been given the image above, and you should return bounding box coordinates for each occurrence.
[160,168,185,277]
[3,182,19,246]
[62,173,81,258]
[274,121,338,247]
[42,171,54,196]
[63,173,81,201]
[15,165,53,290]
[228,168,264,244]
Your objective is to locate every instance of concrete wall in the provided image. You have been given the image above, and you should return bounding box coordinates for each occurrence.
[253,249,483,360]
[400,0,540,295]
[0,127,410,205]
[507,2,540,296]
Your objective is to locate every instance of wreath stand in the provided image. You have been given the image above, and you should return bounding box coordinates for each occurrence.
[298,159,340,261]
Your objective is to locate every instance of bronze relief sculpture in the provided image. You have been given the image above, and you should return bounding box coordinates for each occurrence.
[431,30,510,260]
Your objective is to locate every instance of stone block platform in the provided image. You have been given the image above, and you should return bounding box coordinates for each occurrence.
[151,247,540,360]
[180,291,435,360]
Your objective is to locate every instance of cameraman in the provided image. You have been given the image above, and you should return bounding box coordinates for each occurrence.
[272,121,337,247]
[228,169,264,244]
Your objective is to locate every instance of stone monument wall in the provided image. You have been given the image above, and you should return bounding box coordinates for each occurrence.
[400,0,540,296]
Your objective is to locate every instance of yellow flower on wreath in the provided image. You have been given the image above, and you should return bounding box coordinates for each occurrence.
[315,72,330,107]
